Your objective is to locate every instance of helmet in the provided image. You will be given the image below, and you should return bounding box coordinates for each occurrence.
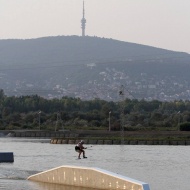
[80,140,84,144]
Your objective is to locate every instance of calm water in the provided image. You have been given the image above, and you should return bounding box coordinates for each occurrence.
[0,137,190,190]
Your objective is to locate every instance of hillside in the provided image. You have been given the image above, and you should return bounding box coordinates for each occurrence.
[0,35,189,66]
[0,35,190,101]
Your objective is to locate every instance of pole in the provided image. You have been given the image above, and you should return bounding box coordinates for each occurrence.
[119,85,125,144]
[55,112,59,132]
[38,111,41,130]
[109,111,111,131]
[177,111,180,131]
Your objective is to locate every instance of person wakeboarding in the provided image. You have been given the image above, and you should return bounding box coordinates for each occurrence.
[75,140,87,159]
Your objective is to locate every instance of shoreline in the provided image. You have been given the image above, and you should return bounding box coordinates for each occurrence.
[50,138,190,145]
[1,130,190,145]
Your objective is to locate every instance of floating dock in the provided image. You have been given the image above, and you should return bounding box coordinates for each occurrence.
[28,165,150,190]
[0,152,14,162]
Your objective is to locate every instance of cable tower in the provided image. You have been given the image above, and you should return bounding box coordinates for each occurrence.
[55,112,63,131]
[81,1,86,37]
[119,85,125,145]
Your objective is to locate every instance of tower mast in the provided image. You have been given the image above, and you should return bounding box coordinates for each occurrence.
[81,1,86,37]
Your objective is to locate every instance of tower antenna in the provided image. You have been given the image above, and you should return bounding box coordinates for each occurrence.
[81,1,86,37]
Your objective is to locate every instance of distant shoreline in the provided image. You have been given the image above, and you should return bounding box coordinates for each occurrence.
[1,130,190,145]
[50,137,190,146]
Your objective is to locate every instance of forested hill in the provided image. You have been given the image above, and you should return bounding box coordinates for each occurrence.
[0,35,189,67]
[1,35,190,100]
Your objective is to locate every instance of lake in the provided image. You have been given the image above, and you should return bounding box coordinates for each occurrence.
[0,138,189,190]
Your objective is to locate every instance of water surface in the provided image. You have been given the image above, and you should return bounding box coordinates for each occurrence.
[0,138,189,190]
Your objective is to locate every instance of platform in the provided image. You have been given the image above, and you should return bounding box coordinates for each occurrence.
[28,165,150,190]
[0,152,14,162]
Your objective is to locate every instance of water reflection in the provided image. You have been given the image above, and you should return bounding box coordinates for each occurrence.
[32,182,98,190]
[0,179,97,190]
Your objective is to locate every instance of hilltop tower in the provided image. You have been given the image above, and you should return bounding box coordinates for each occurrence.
[81,1,86,37]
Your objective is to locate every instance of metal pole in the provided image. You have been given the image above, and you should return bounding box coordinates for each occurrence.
[109,111,111,131]
[38,111,41,130]
[119,85,125,144]
[177,111,180,131]
[55,112,59,132]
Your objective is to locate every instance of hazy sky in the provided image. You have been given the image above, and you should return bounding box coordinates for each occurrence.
[0,0,190,53]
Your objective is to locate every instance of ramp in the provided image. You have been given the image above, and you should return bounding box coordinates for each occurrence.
[28,165,150,190]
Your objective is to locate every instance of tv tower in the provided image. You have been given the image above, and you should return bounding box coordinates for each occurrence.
[81,1,86,37]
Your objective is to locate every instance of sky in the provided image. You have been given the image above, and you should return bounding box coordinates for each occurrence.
[0,0,190,53]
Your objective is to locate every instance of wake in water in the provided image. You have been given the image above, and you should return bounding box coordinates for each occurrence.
[0,167,39,180]
[0,167,43,190]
